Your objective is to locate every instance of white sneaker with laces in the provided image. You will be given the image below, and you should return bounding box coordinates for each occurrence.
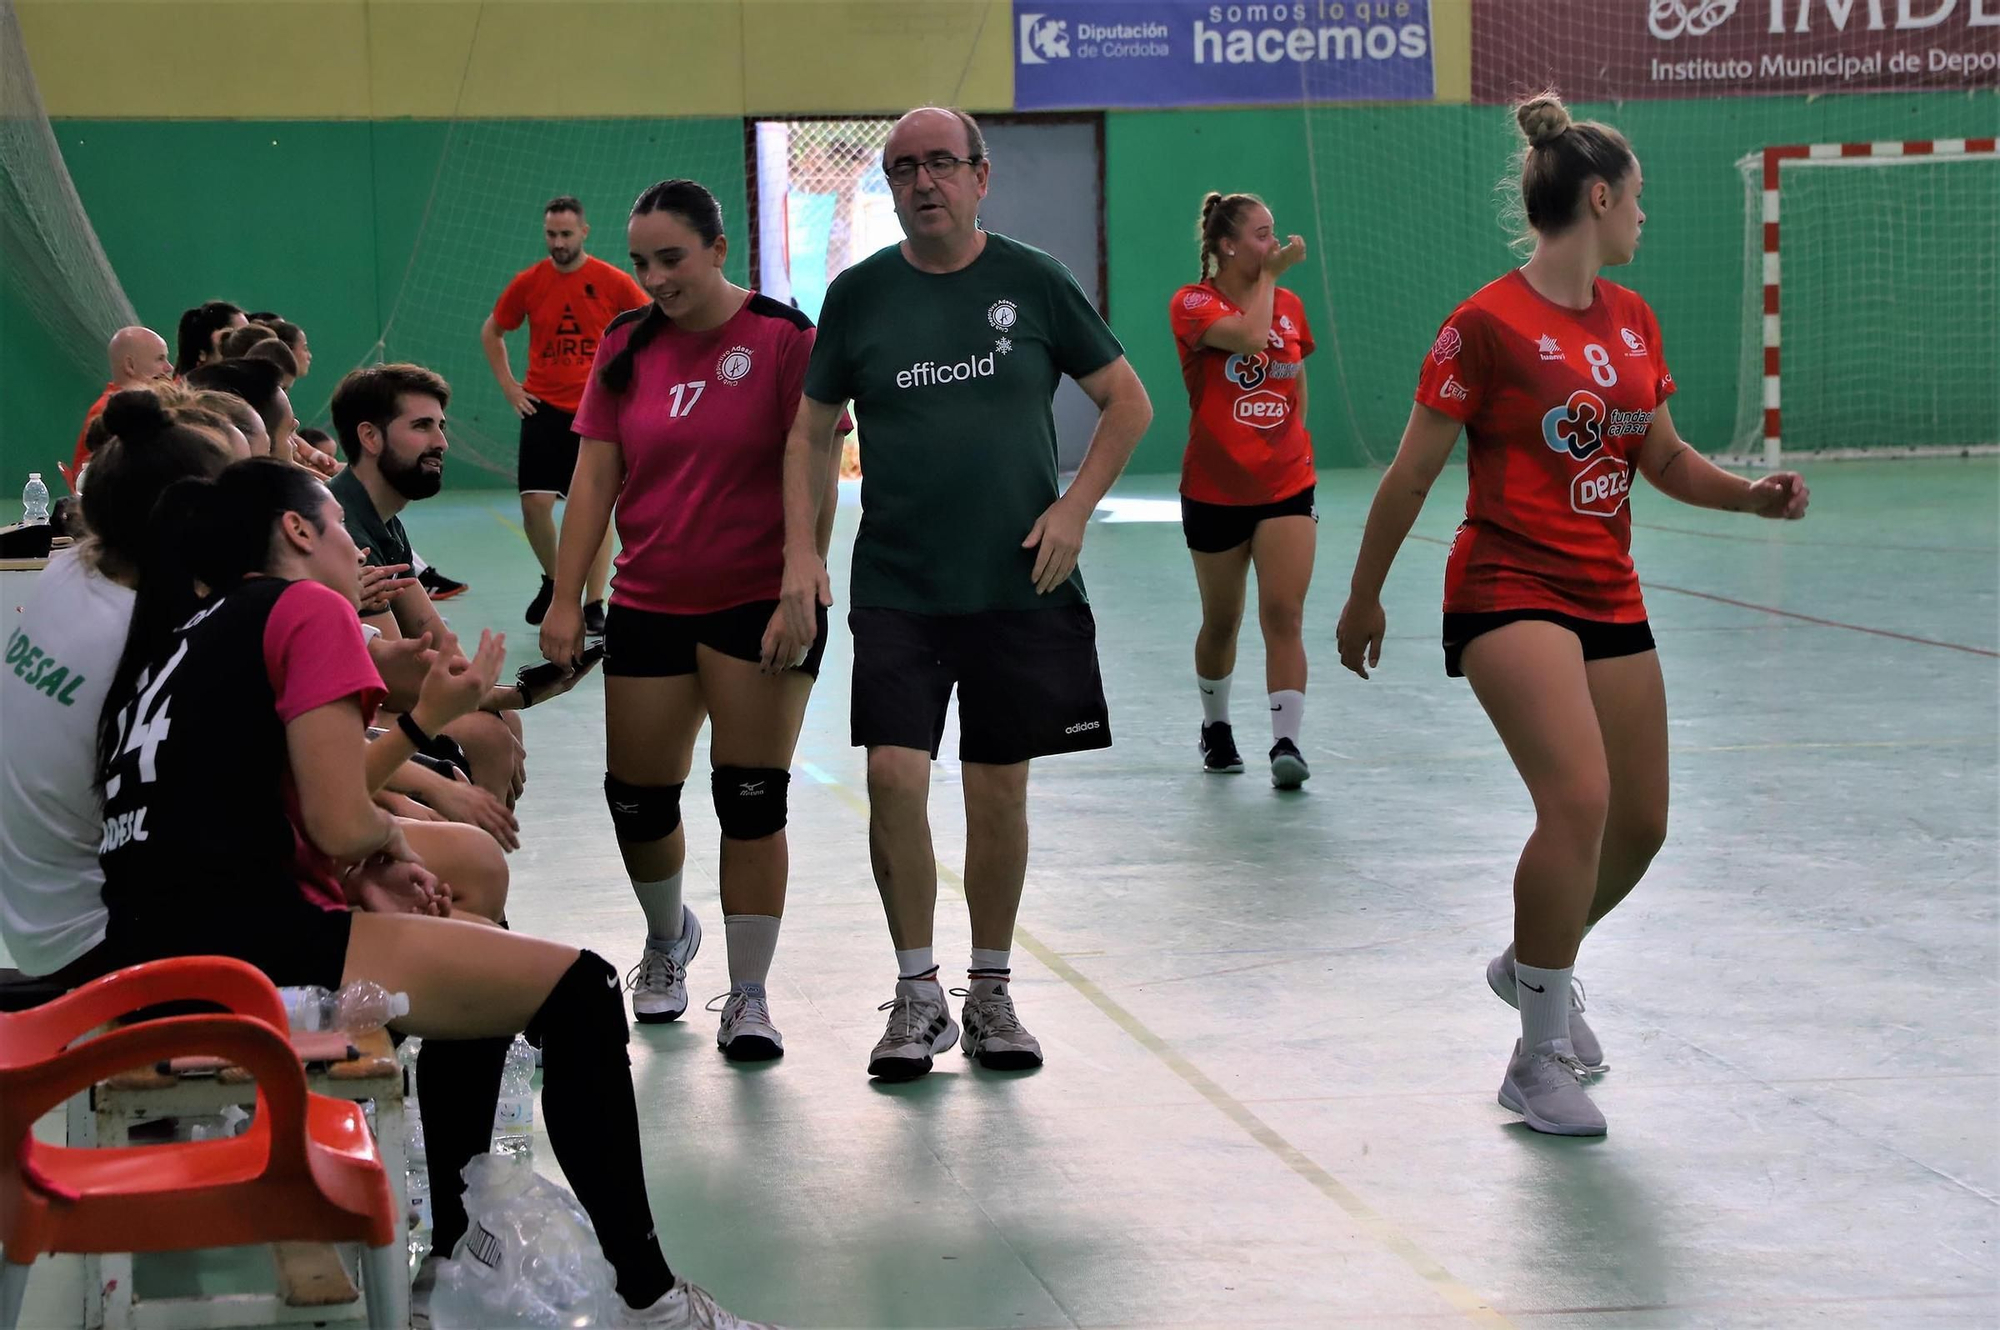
[628,907,702,1023]
[866,977,958,1081]
[1486,950,1605,1071]
[613,1278,783,1329]
[1498,1038,1607,1136]
[953,977,1044,1070]
[708,982,784,1062]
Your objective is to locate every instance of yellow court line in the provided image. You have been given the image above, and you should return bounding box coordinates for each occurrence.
[489,508,527,536]
[802,767,1512,1327]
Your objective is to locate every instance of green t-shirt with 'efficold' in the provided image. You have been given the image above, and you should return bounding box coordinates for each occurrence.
[803,232,1123,615]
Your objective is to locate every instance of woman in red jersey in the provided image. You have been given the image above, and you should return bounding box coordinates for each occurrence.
[540,179,836,1062]
[1335,92,1808,1137]
[1170,192,1317,789]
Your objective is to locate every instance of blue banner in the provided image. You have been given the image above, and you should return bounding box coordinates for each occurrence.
[1013,0,1434,109]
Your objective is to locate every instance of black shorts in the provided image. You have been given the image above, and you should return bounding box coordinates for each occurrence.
[850,605,1112,765]
[1442,610,1656,678]
[603,599,829,679]
[106,898,354,992]
[517,401,581,496]
[1181,485,1317,554]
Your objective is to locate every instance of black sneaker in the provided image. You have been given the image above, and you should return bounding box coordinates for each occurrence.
[417,566,469,600]
[1270,737,1310,790]
[525,576,554,626]
[583,599,606,638]
[1199,722,1244,774]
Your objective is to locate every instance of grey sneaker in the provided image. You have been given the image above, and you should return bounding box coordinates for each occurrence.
[709,982,784,1062]
[866,977,958,1081]
[628,908,702,1023]
[409,1254,442,1329]
[954,977,1044,1071]
[1499,1038,1607,1136]
[1486,949,1605,1071]
[613,1277,783,1328]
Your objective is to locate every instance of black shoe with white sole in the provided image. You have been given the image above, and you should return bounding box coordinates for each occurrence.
[1199,722,1245,774]
[1269,738,1309,789]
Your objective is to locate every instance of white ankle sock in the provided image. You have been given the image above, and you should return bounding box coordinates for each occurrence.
[969,947,1011,978]
[1269,689,1305,745]
[724,914,781,988]
[895,946,936,980]
[1198,674,1232,726]
[634,870,684,943]
[1516,963,1573,1049]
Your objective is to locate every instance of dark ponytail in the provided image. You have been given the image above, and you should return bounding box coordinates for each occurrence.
[82,390,231,576]
[96,458,331,790]
[598,179,725,395]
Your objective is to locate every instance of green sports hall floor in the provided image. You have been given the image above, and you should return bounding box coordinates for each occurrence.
[13,459,1998,1328]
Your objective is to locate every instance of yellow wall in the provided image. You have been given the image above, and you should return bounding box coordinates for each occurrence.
[20,0,1465,118]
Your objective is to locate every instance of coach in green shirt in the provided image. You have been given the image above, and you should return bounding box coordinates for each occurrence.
[775,106,1153,1083]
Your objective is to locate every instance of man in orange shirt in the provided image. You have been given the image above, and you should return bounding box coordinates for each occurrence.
[481,196,647,632]
[65,325,172,489]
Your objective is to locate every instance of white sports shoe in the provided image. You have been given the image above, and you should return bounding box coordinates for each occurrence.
[866,977,959,1081]
[954,977,1044,1071]
[1498,1038,1607,1136]
[628,907,702,1024]
[614,1278,783,1329]
[1486,949,1605,1071]
[709,982,784,1062]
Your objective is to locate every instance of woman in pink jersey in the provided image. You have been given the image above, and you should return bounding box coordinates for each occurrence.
[1335,93,1809,1137]
[541,179,836,1061]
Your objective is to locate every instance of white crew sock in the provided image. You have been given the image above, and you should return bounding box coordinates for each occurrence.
[1516,962,1573,1050]
[634,870,685,944]
[1269,689,1305,745]
[969,947,1011,978]
[724,914,781,988]
[895,946,936,981]
[1198,674,1232,726]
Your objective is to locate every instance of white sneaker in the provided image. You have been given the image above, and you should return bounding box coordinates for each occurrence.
[628,907,702,1023]
[614,1277,783,1329]
[866,977,958,1081]
[709,982,784,1062]
[1499,1038,1607,1136]
[954,977,1044,1070]
[1486,949,1605,1071]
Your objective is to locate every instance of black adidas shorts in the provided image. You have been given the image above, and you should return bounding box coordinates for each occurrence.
[1442,610,1656,679]
[603,599,829,679]
[850,605,1112,765]
[1180,485,1317,554]
[517,401,581,497]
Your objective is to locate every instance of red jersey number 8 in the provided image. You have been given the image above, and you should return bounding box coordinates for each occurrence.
[1583,343,1618,388]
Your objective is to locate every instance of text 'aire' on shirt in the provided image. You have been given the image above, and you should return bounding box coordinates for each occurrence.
[803,233,1124,616]
[492,257,649,412]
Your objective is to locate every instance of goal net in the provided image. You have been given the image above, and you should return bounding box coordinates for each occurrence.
[1731,140,1999,462]
[0,0,136,376]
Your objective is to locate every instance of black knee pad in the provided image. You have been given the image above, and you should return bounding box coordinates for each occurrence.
[524,948,629,1065]
[604,773,682,843]
[711,766,791,841]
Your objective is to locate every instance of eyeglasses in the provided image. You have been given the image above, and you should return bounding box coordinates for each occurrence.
[884,153,982,187]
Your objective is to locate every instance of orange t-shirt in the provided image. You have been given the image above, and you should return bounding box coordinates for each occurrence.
[67,382,118,487]
[492,256,648,411]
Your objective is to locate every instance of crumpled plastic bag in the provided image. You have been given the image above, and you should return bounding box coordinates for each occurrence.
[428,1153,618,1328]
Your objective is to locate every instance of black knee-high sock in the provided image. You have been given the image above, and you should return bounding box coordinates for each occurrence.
[527,949,673,1308]
[416,1034,511,1258]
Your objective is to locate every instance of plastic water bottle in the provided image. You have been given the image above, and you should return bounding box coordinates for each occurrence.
[21,474,49,525]
[491,1036,535,1159]
[406,1115,433,1268]
[278,981,411,1034]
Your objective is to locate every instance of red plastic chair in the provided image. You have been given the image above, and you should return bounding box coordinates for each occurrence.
[0,956,404,1328]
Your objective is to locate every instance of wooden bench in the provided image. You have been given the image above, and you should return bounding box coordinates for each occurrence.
[70,1028,410,1329]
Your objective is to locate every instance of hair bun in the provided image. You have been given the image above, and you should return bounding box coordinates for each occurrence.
[101,388,171,445]
[1199,191,1224,219]
[1515,92,1572,147]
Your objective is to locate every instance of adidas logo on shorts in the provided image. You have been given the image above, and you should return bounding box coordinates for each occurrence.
[1064,720,1102,735]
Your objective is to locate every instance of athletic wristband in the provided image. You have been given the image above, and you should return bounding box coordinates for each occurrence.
[396,712,432,749]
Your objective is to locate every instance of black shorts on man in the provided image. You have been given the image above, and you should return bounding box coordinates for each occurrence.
[850,605,1112,765]
[518,401,582,497]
